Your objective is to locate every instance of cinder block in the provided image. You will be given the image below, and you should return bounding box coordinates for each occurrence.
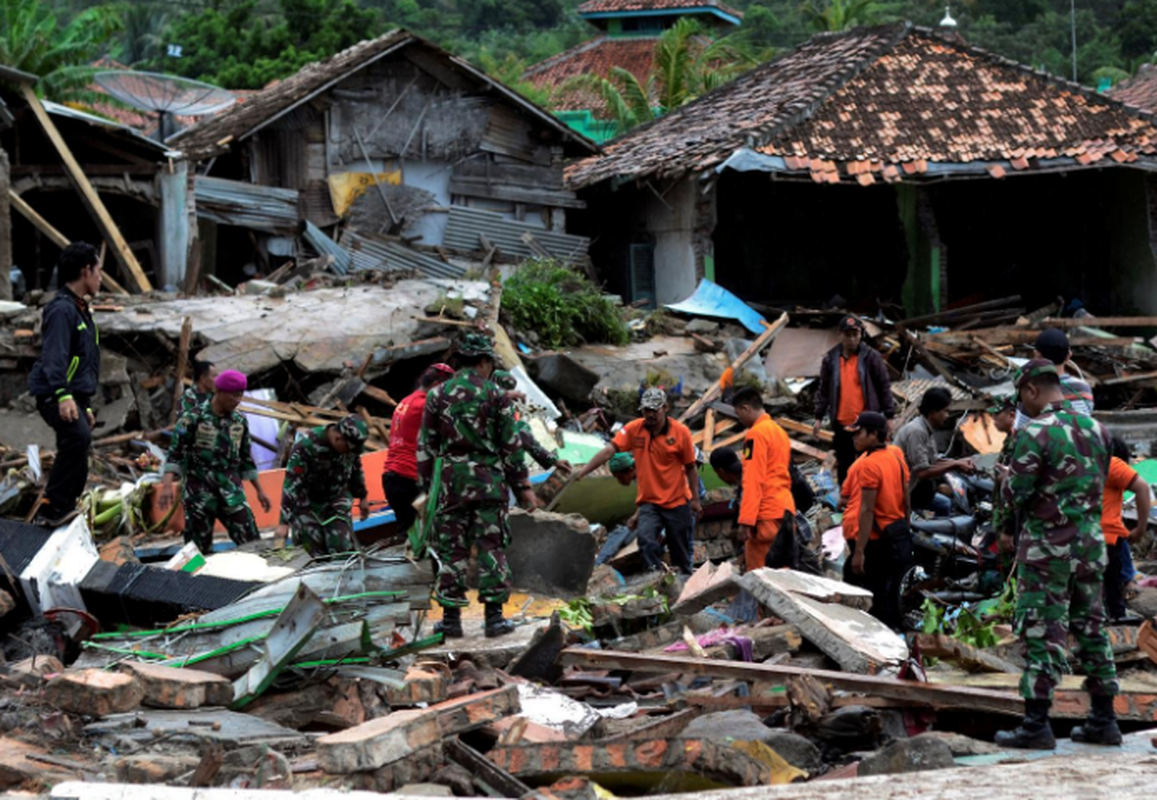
[121,661,234,709]
[45,669,144,717]
[317,708,442,774]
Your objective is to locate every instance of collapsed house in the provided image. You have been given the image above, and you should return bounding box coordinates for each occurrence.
[566,22,1157,316]
[167,30,598,288]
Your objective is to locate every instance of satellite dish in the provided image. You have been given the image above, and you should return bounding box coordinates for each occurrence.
[94,70,235,142]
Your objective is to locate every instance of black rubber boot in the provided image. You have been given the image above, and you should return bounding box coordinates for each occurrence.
[484,602,514,638]
[1071,695,1123,745]
[995,699,1057,750]
[434,605,464,639]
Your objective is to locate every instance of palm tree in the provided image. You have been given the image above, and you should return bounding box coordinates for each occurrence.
[562,17,757,135]
[800,0,881,32]
[117,1,168,66]
[0,0,122,104]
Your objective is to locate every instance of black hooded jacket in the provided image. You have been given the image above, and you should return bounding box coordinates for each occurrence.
[28,286,100,402]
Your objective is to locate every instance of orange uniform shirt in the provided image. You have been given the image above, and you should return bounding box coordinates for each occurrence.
[613,417,695,509]
[738,413,796,526]
[842,444,909,542]
[1101,456,1137,546]
[836,354,866,427]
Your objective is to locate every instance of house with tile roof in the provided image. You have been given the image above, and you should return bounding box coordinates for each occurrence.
[524,0,742,142]
[565,22,1157,316]
[1113,64,1157,115]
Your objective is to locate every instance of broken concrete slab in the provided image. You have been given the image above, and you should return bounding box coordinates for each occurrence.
[857,735,956,776]
[425,615,545,670]
[919,731,1002,757]
[506,509,597,599]
[743,568,874,610]
[509,612,565,683]
[432,685,521,736]
[679,709,775,743]
[85,708,308,748]
[671,560,739,617]
[121,662,234,709]
[46,669,145,717]
[318,708,442,774]
[114,754,201,784]
[488,739,772,788]
[740,570,907,673]
[0,736,84,788]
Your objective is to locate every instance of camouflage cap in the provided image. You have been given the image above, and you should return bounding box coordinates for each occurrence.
[609,452,636,474]
[1013,358,1058,390]
[493,370,517,391]
[639,387,668,411]
[337,415,369,451]
[458,332,495,359]
[986,394,1016,414]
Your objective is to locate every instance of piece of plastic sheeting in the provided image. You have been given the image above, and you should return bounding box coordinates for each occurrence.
[664,278,767,335]
[241,389,280,472]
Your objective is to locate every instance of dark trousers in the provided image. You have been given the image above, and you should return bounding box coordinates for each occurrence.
[636,502,694,574]
[383,472,421,534]
[36,394,92,520]
[833,426,857,486]
[1104,540,1127,620]
[844,537,908,630]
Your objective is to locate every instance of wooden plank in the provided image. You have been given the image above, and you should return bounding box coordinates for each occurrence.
[914,633,1020,673]
[559,648,1025,716]
[791,439,834,464]
[9,190,68,247]
[1039,316,1157,328]
[776,416,834,443]
[708,430,746,453]
[1103,371,1157,386]
[20,84,153,292]
[359,384,397,407]
[678,313,789,424]
[899,295,1022,327]
[702,409,715,452]
[929,327,1137,347]
[692,417,736,446]
[170,316,193,425]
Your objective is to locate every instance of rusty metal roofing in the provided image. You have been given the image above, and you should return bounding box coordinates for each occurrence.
[170,30,596,160]
[565,23,1157,189]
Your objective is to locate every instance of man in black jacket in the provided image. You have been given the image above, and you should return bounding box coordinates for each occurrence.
[812,315,895,483]
[28,242,103,525]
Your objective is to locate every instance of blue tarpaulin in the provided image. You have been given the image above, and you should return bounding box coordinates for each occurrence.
[664,279,767,335]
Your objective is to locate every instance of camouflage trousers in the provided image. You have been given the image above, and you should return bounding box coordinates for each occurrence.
[183,477,258,554]
[430,501,511,608]
[1015,537,1119,701]
[292,501,358,556]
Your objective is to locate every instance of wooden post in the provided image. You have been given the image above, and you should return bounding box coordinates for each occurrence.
[9,190,68,247]
[702,408,715,452]
[19,84,153,292]
[171,316,193,423]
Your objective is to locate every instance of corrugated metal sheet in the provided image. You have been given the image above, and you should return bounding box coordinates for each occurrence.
[443,205,589,262]
[303,220,352,275]
[341,230,466,279]
[195,176,299,234]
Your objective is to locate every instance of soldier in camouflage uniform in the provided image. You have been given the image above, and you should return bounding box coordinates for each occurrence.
[996,360,1120,750]
[418,334,538,639]
[178,359,218,417]
[493,370,572,472]
[161,369,272,553]
[275,415,370,555]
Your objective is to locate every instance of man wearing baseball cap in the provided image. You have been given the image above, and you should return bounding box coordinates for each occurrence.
[1014,328,1094,429]
[814,315,894,483]
[276,415,370,555]
[576,387,701,574]
[840,410,911,630]
[160,369,272,553]
[996,359,1119,750]
[383,363,455,535]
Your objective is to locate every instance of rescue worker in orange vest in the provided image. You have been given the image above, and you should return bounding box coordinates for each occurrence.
[841,411,912,630]
[731,387,796,573]
[1102,438,1151,621]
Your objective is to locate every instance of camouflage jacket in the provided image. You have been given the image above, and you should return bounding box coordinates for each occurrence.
[417,368,527,505]
[991,430,1019,536]
[179,387,211,418]
[1001,401,1111,553]
[164,403,258,485]
[280,426,367,523]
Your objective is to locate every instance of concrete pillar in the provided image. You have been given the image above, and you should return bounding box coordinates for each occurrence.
[646,175,699,305]
[156,159,189,289]
[0,148,10,300]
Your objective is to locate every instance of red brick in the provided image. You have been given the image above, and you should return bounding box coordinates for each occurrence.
[386,666,448,707]
[120,662,233,709]
[486,716,571,744]
[318,709,442,774]
[45,669,144,717]
[431,685,520,736]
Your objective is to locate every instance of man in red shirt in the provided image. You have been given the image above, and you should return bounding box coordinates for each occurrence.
[576,388,701,574]
[382,363,454,533]
[732,387,796,573]
[841,411,911,629]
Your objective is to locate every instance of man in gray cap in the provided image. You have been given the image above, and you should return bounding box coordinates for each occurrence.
[576,388,701,574]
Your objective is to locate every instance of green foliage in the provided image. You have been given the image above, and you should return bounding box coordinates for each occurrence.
[559,597,593,631]
[921,577,1016,650]
[502,259,630,350]
[0,0,122,104]
[800,0,882,32]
